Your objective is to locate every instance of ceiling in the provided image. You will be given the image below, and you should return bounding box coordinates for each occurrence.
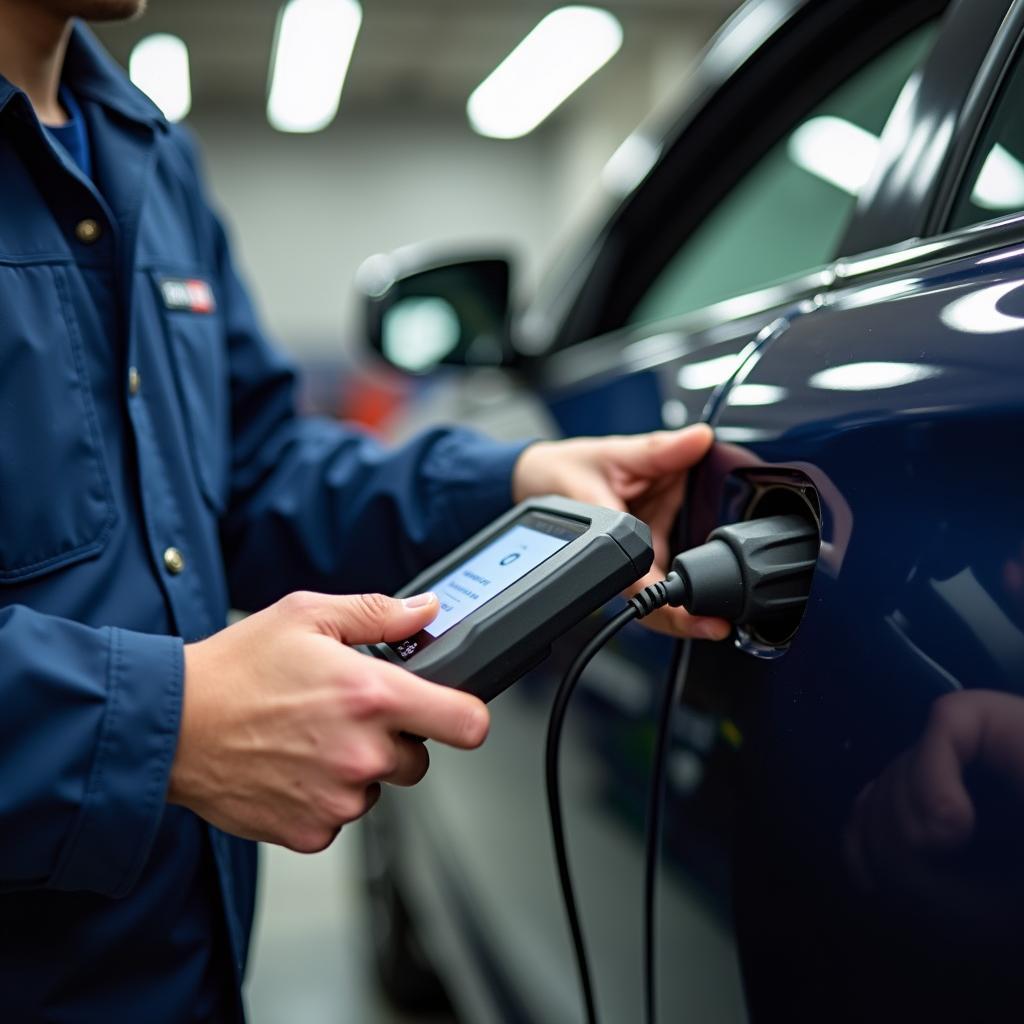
[92,0,742,117]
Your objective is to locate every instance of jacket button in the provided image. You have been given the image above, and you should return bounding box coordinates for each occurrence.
[128,366,141,396]
[163,547,185,575]
[74,218,102,244]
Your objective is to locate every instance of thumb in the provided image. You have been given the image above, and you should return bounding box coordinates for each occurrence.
[306,591,440,645]
[609,424,714,478]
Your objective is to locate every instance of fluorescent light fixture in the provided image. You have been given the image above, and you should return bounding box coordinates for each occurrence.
[788,116,880,196]
[468,6,623,140]
[129,33,191,122]
[971,144,1024,211]
[268,0,362,134]
[940,281,1024,335]
[808,361,940,391]
[676,353,743,390]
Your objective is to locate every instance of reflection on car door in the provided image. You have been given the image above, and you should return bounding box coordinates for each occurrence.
[674,231,1024,1020]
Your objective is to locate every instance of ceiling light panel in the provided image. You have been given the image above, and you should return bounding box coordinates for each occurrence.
[268,0,363,134]
[129,33,192,123]
[468,6,623,140]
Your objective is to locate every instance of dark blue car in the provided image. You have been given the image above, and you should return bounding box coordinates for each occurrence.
[358,0,1024,1020]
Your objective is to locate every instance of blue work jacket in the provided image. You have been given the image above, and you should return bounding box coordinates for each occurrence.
[0,23,524,1023]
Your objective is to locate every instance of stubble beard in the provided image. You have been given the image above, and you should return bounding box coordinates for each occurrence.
[45,0,147,21]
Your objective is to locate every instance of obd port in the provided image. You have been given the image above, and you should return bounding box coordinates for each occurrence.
[741,483,821,648]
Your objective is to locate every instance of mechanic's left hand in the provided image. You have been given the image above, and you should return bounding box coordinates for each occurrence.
[512,424,730,640]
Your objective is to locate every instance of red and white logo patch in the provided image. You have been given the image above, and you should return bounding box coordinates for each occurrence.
[159,277,216,314]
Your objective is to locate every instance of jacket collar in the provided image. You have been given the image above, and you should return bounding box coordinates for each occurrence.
[0,20,166,129]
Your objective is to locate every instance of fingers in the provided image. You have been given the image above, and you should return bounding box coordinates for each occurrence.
[375,662,490,749]
[606,425,715,479]
[281,590,440,644]
[906,697,979,847]
[842,692,989,894]
[382,736,430,787]
[642,605,732,640]
[389,667,489,749]
[335,650,488,752]
[843,782,877,891]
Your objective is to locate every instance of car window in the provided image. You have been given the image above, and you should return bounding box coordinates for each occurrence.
[628,25,936,327]
[948,45,1024,230]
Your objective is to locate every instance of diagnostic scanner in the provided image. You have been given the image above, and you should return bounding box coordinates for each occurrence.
[368,496,654,702]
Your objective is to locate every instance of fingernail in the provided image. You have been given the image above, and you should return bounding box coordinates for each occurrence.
[403,592,436,608]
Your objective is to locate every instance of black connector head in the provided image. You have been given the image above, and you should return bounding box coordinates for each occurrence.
[668,514,819,628]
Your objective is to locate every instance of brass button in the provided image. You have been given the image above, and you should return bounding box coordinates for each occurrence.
[163,547,185,575]
[128,366,141,396]
[74,218,102,244]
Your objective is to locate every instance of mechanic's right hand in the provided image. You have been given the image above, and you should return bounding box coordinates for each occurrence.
[167,590,489,852]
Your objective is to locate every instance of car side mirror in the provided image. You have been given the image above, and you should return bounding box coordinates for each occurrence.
[357,250,516,374]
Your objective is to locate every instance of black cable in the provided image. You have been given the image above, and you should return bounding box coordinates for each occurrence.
[643,637,692,1024]
[545,605,638,1024]
[545,515,817,1024]
[545,576,685,1024]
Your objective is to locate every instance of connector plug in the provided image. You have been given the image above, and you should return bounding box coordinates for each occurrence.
[628,514,818,634]
[671,514,818,626]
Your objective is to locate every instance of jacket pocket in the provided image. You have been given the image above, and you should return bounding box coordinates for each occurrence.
[151,271,229,513]
[0,263,115,581]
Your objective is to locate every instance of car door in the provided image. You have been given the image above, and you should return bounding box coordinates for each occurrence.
[395,4,981,1024]
[658,2,1024,1020]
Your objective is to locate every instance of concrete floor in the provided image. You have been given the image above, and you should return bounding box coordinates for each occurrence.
[244,823,456,1024]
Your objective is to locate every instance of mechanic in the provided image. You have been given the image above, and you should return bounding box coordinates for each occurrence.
[0,1,730,1019]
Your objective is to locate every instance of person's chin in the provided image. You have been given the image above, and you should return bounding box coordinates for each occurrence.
[56,0,147,22]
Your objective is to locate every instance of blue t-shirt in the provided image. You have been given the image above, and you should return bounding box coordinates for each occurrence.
[44,86,92,179]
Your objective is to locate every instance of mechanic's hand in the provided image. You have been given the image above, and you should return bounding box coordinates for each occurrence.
[512,424,730,639]
[843,690,1024,924]
[167,591,488,853]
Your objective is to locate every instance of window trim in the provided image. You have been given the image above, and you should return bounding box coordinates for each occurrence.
[924,0,1024,234]
[835,0,1014,256]
[834,207,1024,288]
[548,0,945,355]
[536,266,833,394]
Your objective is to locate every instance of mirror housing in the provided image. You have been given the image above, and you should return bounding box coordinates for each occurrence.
[357,248,516,374]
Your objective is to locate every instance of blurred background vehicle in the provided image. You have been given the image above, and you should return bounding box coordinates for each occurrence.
[99,0,1024,1021]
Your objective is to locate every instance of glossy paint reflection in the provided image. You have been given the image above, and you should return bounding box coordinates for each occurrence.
[841,686,1024,999]
[695,238,1024,1020]
[939,279,1024,333]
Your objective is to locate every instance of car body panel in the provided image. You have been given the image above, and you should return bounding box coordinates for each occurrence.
[670,238,1024,1019]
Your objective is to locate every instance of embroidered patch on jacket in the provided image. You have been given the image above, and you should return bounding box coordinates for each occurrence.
[159,277,216,314]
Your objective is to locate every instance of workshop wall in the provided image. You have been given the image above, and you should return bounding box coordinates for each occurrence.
[178,26,716,361]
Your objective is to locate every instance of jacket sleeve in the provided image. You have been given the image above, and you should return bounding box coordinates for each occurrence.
[0,605,183,897]
[173,131,528,609]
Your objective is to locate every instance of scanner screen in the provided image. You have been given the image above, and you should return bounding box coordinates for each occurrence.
[389,512,584,659]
